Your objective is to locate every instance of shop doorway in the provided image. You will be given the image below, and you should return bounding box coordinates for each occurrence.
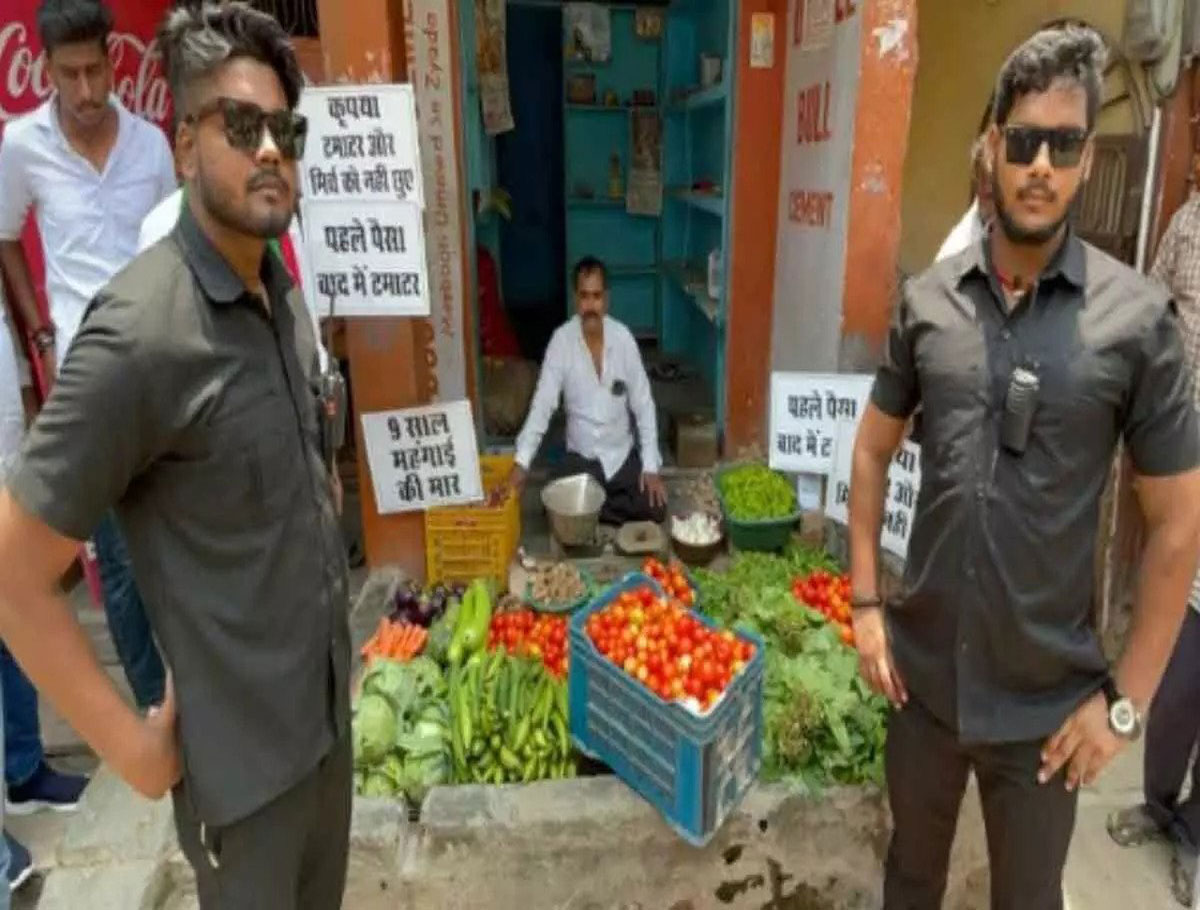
[460,0,736,461]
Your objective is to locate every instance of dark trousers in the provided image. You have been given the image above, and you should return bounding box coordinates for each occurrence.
[173,733,352,910]
[557,448,666,526]
[884,699,1078,910]
[93,511,165,710]
[1145,608,1200,851]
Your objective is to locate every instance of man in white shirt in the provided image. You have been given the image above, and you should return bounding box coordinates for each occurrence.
[934,134,994,262]
[0,0,172,729]
[1107,148,1200,909]
[510,257,667,525]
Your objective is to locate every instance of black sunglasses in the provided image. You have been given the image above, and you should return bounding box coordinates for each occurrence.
[1003,125,1089,169]
[186,97,308,160]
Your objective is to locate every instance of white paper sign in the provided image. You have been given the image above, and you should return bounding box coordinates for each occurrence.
[361,400,482,514]
[769,371,873,474]
[796,473,824,510]
[825,421,922,560]
[799,0,834,52]
[299,84,424,206]
[302,199,430,317]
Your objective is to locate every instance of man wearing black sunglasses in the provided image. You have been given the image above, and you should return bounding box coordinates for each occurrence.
[850,26,1200,910]
[0,3,351,908]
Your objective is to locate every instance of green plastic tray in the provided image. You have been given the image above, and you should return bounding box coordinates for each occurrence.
[714,464,801,552]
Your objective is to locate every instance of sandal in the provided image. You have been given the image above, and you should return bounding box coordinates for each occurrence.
[1106,805,1166,848]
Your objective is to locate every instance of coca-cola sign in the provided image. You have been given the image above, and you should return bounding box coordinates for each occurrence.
[1,1,172,128]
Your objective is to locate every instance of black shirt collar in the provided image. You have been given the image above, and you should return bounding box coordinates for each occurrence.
[956,225,1086,292]
[173,201,294,307]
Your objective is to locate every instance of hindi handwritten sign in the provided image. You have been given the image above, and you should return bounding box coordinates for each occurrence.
[825,421,921,559]
[769,371,873,474]
[302,200,430,317]
[299,84,424,206]
[361,400,482,514]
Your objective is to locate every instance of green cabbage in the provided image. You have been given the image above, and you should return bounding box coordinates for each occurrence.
[361,771,398,798]
[352,693,397,764]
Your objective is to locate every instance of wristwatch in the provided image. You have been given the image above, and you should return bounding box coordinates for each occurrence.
[1101,676,1143,741]
[850,593,883,610]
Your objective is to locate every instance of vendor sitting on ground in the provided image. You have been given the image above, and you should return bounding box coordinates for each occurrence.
[509,256,667,525]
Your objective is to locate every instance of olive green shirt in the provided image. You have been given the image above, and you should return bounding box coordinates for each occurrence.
[9,204,351,826]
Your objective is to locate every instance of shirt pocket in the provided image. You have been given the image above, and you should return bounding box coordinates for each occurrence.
[109,175,161,239]
[161,395,301,532]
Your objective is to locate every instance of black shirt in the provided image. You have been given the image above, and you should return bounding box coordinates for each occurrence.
[10,205,351,826]
[872,231,1200,743]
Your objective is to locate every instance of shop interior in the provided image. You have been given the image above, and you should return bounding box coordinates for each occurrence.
[460,0,737,481]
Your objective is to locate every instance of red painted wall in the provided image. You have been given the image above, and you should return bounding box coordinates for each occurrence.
[726,0,788,454]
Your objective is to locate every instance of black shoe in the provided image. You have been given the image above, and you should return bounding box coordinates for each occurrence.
[5,761,89,816]
[4,832,33,892]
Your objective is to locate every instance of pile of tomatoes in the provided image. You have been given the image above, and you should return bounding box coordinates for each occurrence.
[487,610,569,678]
[585,584,755,712]
[642,557,696,606]
[792,570,855,647]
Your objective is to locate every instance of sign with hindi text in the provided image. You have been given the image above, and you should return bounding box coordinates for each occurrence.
[769,371,873,474]
[825,420,921,559]
[361,401,482,514]
[302,199,430,317]
[299,84,423,206]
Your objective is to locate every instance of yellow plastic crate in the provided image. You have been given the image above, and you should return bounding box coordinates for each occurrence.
[424,454,521,588]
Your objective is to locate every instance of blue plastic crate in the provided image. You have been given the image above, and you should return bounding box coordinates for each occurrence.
[568,573,764,846]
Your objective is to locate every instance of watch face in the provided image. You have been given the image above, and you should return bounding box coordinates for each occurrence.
[1111,699,1137,736]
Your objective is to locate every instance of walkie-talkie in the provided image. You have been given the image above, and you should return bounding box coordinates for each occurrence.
[318,293,347,470]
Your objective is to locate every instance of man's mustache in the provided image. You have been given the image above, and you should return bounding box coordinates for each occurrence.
[1017,182,1056,203]
[248,171,289,194]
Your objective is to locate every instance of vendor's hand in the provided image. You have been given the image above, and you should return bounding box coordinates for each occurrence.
[118,672,182,800]
[507,464,528,499]
[1039,691,1124,790]
[640,472,667,509]
[853,606,908,708]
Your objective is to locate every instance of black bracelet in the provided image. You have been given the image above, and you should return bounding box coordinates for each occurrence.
[31,327,54,354]
[851,594,884,610]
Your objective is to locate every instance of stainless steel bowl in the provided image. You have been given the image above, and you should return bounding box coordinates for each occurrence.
[541,474,606,546]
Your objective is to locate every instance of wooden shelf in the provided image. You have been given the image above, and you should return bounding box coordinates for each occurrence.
[669,82,727,113]
[566,196,627,208]
[610,265,660,278]
[664,260,719,324]
[566,103,659,114]
[670,188,724,217]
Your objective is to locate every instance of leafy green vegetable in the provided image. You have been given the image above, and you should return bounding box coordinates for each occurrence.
[694,547,887,793]
[718,463,798,521]
[353,694,398,764]
[354,659,452,806]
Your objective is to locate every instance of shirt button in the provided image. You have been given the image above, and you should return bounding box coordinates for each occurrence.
[1000,328,1012,341]
[965,566,977,580]
[975,485,986,500]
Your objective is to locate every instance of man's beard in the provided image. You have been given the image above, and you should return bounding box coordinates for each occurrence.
[991,171,1071,247]
[196,161,293,240]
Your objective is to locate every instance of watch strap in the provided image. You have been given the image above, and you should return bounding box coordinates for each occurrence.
[1100,675,1121,709]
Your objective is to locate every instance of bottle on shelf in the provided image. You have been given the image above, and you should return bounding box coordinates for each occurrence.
[608,151,624,200]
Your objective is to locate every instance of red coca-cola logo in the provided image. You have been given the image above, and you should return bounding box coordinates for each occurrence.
[0,20,171,126]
